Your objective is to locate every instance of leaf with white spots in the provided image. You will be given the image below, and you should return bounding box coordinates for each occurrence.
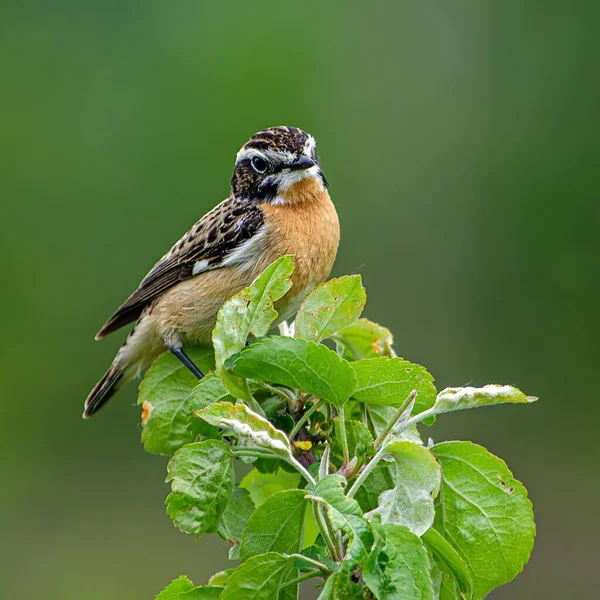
[139,348,215,456]
[351,357,437,416]
[294,275,367,342]
[239,489,307,561]
[432,441,535,599]
[429,385,537,417]
[334,318,394,360]
[219,553,297,600]
[226,336,357,409]
[165,440,234,538]
[212,255,295,399]
[196,402,292,458]
[155,576,222,599]
[367,441,441,536]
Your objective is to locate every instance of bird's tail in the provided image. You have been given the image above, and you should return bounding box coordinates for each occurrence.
[83,362,125,418]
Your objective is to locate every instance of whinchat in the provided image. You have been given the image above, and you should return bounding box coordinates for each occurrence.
[84,126,339,417]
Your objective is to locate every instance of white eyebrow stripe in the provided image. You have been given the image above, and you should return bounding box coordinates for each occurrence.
[236,148,295,165]
[303,135,316,158]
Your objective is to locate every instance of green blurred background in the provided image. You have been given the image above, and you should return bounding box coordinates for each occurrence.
[2,1,598,598]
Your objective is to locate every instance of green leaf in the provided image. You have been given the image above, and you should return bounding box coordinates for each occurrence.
[432,441,535,599]
[422,527,473,599]
[333,419,374,466]
[335,318,394,360]
[139,348,215,455]
[294,275,366,342]
[228,336,357,408]
[207,570,235,587]
[367,441,441,536]
[165,440,233,538]
[218,486,255,545]
[212,256,295,398]
[331,511,373,567]
[430,384,537,417]
[197,402,292,458]
[240,468,302,506]
[366,404,423,445]
[240,489,307,561]
[351,357,437,415]
[438,571,462,600]
[155,576,222,600]
[319,568,364,599]
[354,463,395,513]
[363,520,435,600]
[314,474,362,518]
[219,553,295,600]
[187,373,236,439]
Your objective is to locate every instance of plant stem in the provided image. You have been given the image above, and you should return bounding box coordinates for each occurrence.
[288,455,317,486]
[289,398,323,440]
[360,402,368,427]
[288,553,332,574]
[337,409,350,466]
[230,447,278,460]
[372,389,417,450]
[319,445,331,479]
[230,447,315,486]
[346,445,387,499]
[242,380,265,416]
[281,570,325,589]
[312,502,341,562]
[402,407,436,431]
[262,383,297,408]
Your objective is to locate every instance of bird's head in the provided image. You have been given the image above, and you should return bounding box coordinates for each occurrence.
[231,126,328,204]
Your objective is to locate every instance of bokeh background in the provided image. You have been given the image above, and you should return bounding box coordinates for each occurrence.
[2,1,598,598]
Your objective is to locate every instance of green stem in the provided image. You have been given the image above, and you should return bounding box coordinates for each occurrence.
[289,398,323,440]
[288,455,317,486]
[242,380,265,416]
[337,409,350,466]
[262,383,298,410]
[312,502,341,562]
[230,447,315,486]
[281,570,325,589]
[230,447,278,460]
[346,445,387,499]
[372,389,417,450]
[402,406,436,431]
[319,445,331,479]
[288,553,332,574]
[360,402,368,427]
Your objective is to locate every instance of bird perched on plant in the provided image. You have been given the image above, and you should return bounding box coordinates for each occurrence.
[84,126,339,418]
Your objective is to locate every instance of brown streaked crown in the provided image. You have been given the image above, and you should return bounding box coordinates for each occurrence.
[243,126,315,159]
[231,126,321,203]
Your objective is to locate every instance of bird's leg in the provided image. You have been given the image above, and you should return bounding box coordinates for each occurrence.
[170,347,204,380]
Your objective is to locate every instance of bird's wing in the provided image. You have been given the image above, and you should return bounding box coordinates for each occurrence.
[95,197,265,338]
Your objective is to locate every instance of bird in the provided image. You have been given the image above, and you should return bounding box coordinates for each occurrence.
[83,126,340,418]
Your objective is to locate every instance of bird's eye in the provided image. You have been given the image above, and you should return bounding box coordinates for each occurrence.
[251,156,268,174]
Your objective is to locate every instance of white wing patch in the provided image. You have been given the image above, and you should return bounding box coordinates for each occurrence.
[192,259,210,276]
[222,225,269,272]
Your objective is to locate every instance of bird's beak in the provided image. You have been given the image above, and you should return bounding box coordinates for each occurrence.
[288,156,316,171]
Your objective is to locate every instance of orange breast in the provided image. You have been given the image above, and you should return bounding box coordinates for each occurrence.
[259,177,340,311]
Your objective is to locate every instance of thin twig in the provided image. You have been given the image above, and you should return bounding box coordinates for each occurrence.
[262,383,296,407]
[289,398,323,440]
[281,570,325,589]
[337,410,350,466]
[288,553,332,574]
[346,445,387,499]
[312,502,341,562]
[372,389,417,450]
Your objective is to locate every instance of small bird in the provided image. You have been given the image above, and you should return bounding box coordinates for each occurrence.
[84,126,339,417]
